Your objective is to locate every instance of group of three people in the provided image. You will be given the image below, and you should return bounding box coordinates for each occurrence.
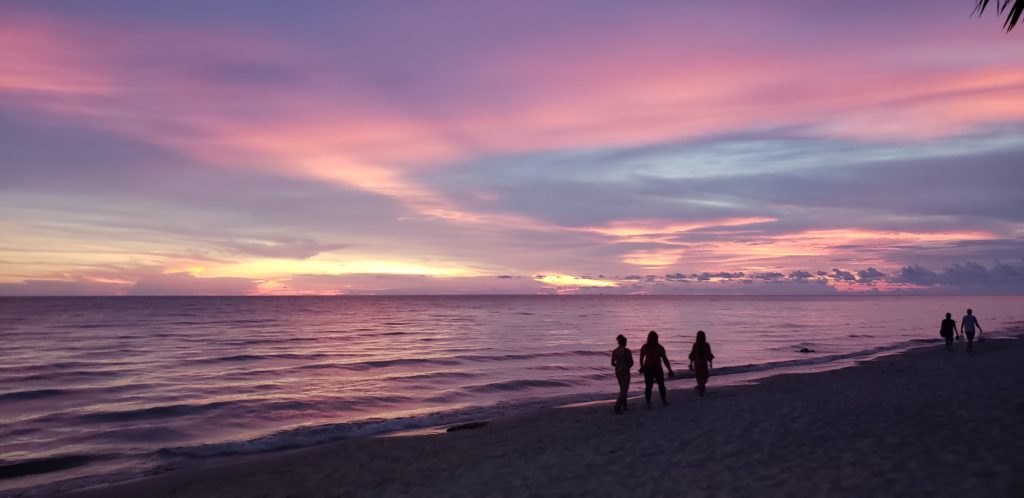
[610,330,714,414]
[940,308,984,352]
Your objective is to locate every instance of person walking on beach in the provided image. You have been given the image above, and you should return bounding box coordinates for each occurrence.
[961,308,983,352]
[611,335,634,414]
[688,330,715,396]
[639,330,673,408]
[940,313,958,351]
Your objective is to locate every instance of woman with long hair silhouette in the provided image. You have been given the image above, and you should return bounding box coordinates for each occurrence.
[689,330,714,396]
[639,330,673,408]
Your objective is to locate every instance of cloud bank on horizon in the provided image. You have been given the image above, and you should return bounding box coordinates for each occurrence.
[1,1,1023,296]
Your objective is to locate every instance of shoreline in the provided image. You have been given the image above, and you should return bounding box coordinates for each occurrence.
[1,332,997,496]
[3,332,974,496]
[35,330,1024,497]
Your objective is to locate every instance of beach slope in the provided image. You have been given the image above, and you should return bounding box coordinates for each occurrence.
[62,335,1024,497]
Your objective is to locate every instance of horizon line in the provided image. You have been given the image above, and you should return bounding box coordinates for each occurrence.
[2,293,1022,298]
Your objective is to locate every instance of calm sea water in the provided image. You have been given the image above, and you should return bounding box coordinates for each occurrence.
[2,295,1022,494]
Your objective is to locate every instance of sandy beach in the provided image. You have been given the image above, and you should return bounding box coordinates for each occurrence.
[44,331,1023,497]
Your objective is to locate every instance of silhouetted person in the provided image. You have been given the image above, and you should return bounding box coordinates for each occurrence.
[688,330,715,396]
[961,308,982,352]
[611,334,634,414]
[639,330,673,408]
[940,312,958,351]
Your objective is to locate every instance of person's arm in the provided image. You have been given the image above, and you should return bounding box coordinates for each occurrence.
[977,317,983,333]
[638,347,646,373]
[708,345,714,369]
[611,350,617,367]
[626,350,634,368]
[662,348,673,375]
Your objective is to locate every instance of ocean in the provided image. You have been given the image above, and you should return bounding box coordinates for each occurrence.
[1,295,1022,495]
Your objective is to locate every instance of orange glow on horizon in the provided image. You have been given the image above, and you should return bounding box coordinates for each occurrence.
[536,275,619,288]
[202,258,482,279]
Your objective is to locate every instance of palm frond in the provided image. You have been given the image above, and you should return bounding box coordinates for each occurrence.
[974,0,1022,31]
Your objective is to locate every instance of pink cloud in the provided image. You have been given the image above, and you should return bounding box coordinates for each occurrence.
[4,9,1022,175]
[2,3,1023,294]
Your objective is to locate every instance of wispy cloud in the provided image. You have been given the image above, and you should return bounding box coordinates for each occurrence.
[1,1,1023,295]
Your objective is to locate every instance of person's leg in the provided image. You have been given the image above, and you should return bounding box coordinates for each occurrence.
[945,336,953,351]
[616,374,628,413]
[966,332,975,352]
[644,371,654,408]
[656,371,667,405]
[696,370,707,395]
[621,374,630,411]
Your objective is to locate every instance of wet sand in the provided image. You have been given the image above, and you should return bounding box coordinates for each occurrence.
[58,333,1024,497]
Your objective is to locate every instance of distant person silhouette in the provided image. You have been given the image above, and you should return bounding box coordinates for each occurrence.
[688,330,715,396]
[639,330,673,408]
[610,334,634,414]
[960,308,983,352]
[940,312,958,351]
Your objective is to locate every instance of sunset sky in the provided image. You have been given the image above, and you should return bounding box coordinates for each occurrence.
[2,1,1023,295]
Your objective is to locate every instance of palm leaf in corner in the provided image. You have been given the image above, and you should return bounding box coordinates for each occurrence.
[974,0,1023,31]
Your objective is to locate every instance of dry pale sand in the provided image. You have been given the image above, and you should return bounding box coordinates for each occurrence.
[60,333,1024,498]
